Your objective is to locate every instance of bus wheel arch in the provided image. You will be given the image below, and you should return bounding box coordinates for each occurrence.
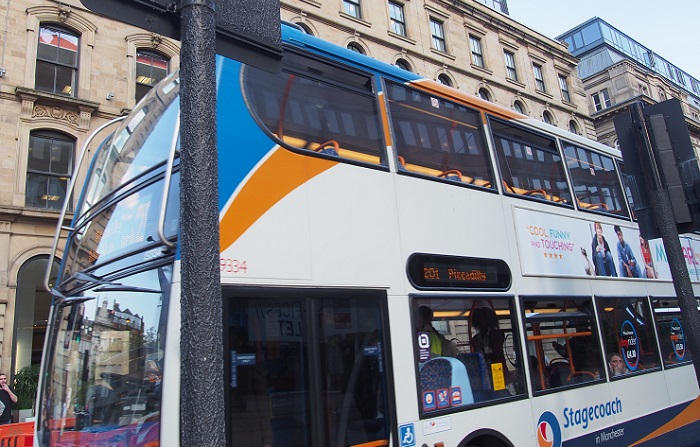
[458,428,514,447]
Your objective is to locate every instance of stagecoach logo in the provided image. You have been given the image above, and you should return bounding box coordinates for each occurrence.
[537,411,562,447]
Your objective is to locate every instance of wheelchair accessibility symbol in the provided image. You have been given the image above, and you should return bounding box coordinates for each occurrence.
[399,423,416,447]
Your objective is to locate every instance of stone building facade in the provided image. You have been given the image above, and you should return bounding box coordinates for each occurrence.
[557,18,700,153]
[0,0,597,390]
[281,0,595,138]
[0,0,179,382]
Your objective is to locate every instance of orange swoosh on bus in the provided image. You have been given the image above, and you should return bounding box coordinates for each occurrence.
[219,147,337,252]
[627,396,700,447]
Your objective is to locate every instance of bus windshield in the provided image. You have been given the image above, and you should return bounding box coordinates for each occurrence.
[39,263,172,447]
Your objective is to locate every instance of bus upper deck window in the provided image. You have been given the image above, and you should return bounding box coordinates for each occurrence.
[563,142,630,217]
[386,81,495,190]
[244,51,385,167]
[490,118,572,206]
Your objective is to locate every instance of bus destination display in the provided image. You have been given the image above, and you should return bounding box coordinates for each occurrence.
[407,253,511,290]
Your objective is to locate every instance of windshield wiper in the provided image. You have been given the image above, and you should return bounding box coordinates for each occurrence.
[51,288,96,307]
[71,271,161,294]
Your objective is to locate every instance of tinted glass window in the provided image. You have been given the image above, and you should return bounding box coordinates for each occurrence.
[386,81,494,188]
[522,297,604,393]
[652,298,694,367]
[596,296,660,377]
[490,118,572,205]
[39,264,172,447]
[226,290,391,447]
[412,296,525,414]
[245,51,384,166]
[563,142,629,217]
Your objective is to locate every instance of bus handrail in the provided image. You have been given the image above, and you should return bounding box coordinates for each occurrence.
[157,113,180,249]
[43,115,126,293]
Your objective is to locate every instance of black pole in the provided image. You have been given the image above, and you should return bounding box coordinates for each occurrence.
[630,103,700,386]
[179,0,225,446]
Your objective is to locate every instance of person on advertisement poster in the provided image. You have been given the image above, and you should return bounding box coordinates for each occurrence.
[614,226,641,278]
[639,236,658,279]
[591,222,617,277]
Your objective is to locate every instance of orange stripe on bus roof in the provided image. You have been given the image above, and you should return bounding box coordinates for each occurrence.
[410,79,525,121]
[219,147,337,252]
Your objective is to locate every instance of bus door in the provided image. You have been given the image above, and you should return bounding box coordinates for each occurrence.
[223,287,394,447]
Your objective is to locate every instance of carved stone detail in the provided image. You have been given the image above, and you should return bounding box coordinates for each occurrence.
[33,105,79,125]
[58,3,71,22]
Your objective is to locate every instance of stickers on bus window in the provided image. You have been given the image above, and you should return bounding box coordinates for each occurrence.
[619,320,639,371]
[671,318,686,361]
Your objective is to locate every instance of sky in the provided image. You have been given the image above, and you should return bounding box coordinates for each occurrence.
[507,0,700,81]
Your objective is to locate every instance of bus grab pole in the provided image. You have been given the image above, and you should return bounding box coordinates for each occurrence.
[179,0,226,445]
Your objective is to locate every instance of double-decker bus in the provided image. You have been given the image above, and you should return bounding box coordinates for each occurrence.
[36,22,700,447]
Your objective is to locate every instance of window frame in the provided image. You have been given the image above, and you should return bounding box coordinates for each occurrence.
[243,47,387,169]
[562,140,630,217]
[135,49,170,104]
[388,1,407,36]
[343,0,361,18]
[35,24,80,97]
[595,295,662,379]
[520,295,606,395]
[470,36,484,68]
[504,50,518,81]
[559,75,571,102]
[489,116,573,206]
[651,297,694,368]
[430,18,447,53]
[533,63,546,92]
[592,88,611,112]
[25,130,75,211]
[412,295,526,416]
[386,79,497,190]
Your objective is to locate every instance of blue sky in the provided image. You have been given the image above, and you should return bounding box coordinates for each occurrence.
[507,0,700,81]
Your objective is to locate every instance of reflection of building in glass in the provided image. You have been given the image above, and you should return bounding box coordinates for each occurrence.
[90,299,145,384]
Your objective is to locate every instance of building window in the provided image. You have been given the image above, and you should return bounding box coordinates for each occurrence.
[478,88,491,102]
[136,50,169,103]
[504,50,517,81]
[542,110,553,124]
[26,130,74,211]
[513,100,525,114]
[559,75,571,102]
[470,36,484,68]
[35,25,79,96]
[430,18,446,53]
[395,58,412,72]
[437,74,452,87]
[533,63,546,92]
[569,120,580,134]
[592,88,611,112]
[343,0,361,18]
[296,23,313,35]
[347,42,365,54]
[388,1,406,36]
